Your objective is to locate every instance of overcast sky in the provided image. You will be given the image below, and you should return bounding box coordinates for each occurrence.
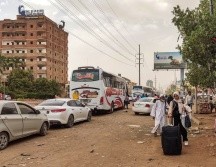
[0,0,200,91]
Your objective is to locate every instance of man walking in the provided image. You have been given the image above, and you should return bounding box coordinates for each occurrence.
[150,94,167,136]
[168,92,189,146]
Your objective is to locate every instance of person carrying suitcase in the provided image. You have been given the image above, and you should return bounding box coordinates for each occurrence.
[168,92,189,146]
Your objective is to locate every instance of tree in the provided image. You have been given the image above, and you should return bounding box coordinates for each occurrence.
[32,78,61,99]
[172,0,216,88]
[7,69,34,98]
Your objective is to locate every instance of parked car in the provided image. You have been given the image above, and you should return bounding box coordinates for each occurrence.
[4,95,11,100]
[34,98,92,128]
[0,100,49,150]
[132,97,158,115]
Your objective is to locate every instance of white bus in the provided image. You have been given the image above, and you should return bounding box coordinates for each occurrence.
[131,86,144,101]
[70,66,127,113]
[131,86,154,100]
[143,86,154,97]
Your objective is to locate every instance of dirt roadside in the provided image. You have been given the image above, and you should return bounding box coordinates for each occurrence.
[0,106,216,167]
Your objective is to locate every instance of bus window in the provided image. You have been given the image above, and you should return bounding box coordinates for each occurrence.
[72,69,99,82]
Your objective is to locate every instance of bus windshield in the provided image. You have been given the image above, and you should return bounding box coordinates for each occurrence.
[72,69,99,82]
[133,86,143,90]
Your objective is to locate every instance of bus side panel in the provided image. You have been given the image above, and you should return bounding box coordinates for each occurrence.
[104,87,125,109]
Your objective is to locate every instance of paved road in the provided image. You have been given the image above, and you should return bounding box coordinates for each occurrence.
[0,108,216,167]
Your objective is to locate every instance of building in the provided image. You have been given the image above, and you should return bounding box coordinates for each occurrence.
[146,80,153,88]
[0,7,68,85]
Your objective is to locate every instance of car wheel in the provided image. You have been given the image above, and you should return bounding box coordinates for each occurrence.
[135,112,139,115]
[40,122,48,136]
[0,132,9,150]
[65,115,74,128]
[87,110,92,122]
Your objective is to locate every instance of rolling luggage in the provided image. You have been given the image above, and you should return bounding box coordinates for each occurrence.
[161,125,182,155]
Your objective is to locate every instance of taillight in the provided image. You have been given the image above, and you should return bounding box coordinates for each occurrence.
[51,109,66,112]
[145,104,150,108]
[100,97,104,105]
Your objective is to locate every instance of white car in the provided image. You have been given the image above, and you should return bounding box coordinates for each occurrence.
[35,98,92,128]
[0,100,49,150]
[132,97,158,115]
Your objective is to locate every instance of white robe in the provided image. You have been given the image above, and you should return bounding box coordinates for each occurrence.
[150,100,166,134]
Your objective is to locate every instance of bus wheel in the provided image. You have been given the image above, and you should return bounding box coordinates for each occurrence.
[109,102,114,113]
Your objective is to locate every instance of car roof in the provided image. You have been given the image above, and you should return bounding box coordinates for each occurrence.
[0,100,31,107]
[43,98,72,102]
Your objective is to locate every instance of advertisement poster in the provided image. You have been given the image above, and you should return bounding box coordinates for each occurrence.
[154,52,186,69]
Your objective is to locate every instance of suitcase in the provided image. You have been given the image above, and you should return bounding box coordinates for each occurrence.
[161,126,182,155]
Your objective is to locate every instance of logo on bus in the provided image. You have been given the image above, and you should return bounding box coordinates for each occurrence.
[76,73,94,80]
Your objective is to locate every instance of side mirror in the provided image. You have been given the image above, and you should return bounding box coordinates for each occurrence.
[81,103,86,107]
[35,110,41,114]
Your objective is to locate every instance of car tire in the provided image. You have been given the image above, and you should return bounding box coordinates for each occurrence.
[87,110,92,122]
[135,112,139,115]
[65,115,74,128]
[39,122,48,136]
[0,132,9,150]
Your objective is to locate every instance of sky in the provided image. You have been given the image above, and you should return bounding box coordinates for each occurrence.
[0,0,200,91]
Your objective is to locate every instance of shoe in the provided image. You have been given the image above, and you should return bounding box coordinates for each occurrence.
[154,132,157,137]
[184,141,189,146]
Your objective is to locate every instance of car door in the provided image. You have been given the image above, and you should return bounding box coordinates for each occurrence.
[0,102,23,137]
[17,103,42,135]
[75,100,88,120]
[67,100,82,122]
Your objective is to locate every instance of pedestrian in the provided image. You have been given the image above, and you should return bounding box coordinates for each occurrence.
[124,95,129,109]
[150,94,167,137]
[185,91,193,109]
[166,94,173,105]
[168,92,189,146]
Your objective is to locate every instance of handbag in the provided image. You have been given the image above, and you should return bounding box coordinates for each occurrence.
[185,114,191,128]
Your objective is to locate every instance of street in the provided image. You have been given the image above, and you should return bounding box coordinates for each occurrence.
[0,106,216,167]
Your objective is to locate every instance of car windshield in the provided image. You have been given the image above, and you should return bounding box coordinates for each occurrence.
[38,100,66,106]
[138,98,152,102]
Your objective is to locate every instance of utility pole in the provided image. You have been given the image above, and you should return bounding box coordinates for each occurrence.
[210,0,214,15]
[139,44,141,85]
[135,45,143,86]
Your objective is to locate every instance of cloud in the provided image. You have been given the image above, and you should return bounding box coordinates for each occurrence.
[0,0,200,89]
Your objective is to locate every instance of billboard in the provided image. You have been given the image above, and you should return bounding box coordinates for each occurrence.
[154,52,186,70]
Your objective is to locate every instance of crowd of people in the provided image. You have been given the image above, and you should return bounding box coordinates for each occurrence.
[150,91,193,146]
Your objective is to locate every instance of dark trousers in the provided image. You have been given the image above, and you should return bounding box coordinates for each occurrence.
[174,116,188,141]
[124,101,129,109]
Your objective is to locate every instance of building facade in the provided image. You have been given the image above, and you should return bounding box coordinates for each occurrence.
[0,14,68,84]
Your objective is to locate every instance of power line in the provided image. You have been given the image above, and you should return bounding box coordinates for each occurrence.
[105,0,138,48]
[19,0,135,67]
[52,0,134,62]
[66,0,135,57]
[92,0,137,53]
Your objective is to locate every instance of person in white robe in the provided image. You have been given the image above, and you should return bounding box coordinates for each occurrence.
[150,94,166,136]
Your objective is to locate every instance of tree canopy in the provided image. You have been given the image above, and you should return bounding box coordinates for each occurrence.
[172,0,216,88]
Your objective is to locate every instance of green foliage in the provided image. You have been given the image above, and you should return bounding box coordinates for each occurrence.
[165,84,178,95]
[172,0,216,88]
[7,70,62,99]
[0,54,25,74]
